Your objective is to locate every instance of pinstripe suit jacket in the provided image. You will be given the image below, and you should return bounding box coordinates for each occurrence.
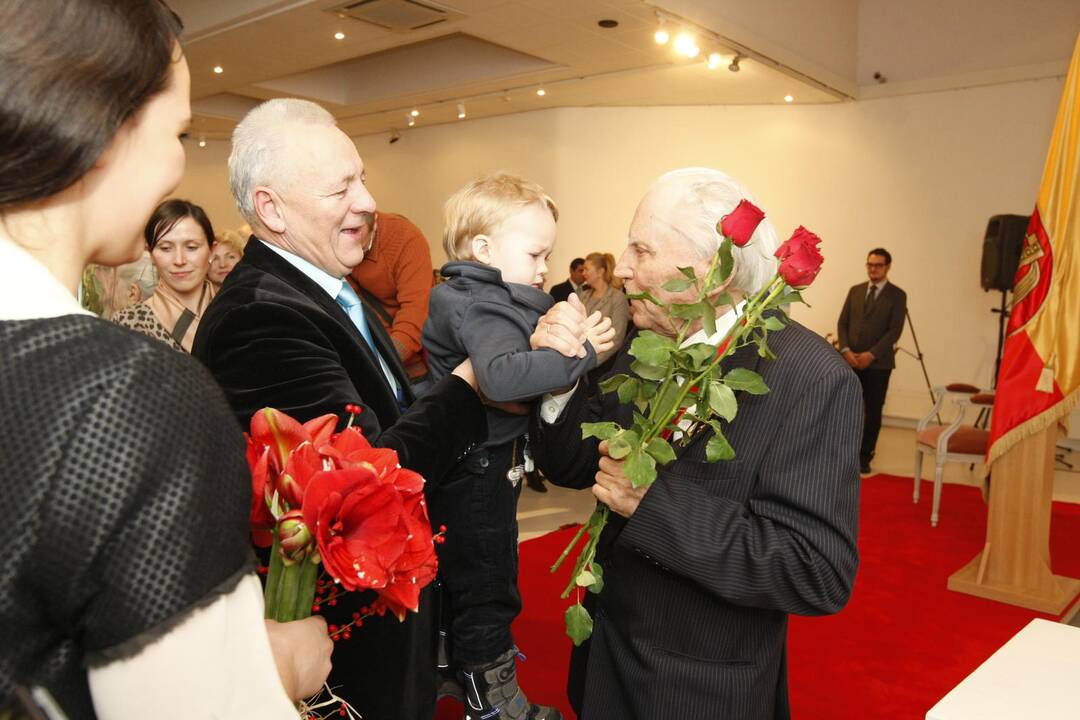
[531,320,862,719]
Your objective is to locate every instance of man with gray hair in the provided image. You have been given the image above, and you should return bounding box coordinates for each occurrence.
[193,98,488,720]
[529,168,862,719]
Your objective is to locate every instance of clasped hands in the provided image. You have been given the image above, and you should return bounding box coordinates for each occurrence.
[842,350,874,370]
[531,293,616,360]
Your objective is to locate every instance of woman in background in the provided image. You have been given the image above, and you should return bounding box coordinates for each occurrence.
[113,199,215,352]
[578,251,629,377]
[209,228,246,287]
[0,1,329,716]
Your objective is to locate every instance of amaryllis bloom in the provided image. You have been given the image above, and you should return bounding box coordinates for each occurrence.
[719,199,765,247]
[249,408,337,471]
[775,226,824,289]
[277,509,315,564]
[246,443,275,548]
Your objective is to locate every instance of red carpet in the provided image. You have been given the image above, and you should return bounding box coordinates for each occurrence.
[437,475,1080,719]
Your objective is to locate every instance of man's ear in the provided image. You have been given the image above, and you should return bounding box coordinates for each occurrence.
[253,187,286,235]
[471,234,492,264]
[127,283,142,303]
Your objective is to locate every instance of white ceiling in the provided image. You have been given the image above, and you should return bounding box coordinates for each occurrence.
[172,0,1079,140]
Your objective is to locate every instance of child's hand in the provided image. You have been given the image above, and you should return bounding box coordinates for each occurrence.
[584,311,615,356]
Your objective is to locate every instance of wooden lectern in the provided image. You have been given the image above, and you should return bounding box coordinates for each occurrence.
[948,425,1080,613]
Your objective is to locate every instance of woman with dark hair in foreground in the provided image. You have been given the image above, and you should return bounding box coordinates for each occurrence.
[0,1,330,716]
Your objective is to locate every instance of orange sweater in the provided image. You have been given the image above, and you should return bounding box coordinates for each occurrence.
[347,212,433,379]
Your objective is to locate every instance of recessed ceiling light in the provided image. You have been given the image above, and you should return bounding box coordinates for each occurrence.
[408,118,415,127]
[457,102,466,119]
[213,65,223,74]
[536,88,546,97]
[784,95,794,103]
[598,19,618,29]
[334,32,345,40]
[198,138,207,148]
[410,108,420,117]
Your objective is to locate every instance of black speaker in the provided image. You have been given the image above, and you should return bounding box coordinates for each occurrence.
[980,214,1029,291]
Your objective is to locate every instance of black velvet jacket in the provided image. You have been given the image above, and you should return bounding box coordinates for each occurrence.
[192,238,487,720]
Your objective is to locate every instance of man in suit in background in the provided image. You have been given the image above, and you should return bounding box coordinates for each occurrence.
[548,257,585,302]
[193,98,488,720]
[837,248,907,474]
[529,168,861,720]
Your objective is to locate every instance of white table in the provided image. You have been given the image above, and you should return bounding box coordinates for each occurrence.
[927,619,1080,719]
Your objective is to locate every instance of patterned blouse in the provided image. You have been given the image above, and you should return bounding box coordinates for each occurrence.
[112,302,184,352]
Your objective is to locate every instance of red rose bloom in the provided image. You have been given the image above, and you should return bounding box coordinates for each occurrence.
[774,226,824,289]
[719,199,766,247]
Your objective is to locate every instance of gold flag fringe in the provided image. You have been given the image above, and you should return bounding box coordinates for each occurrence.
[986,387,1080,468]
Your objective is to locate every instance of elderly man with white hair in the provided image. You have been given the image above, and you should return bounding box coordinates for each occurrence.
[193,99,488,720]
[529,168,862,719]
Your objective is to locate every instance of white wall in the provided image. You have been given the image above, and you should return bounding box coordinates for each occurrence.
[176,74,1065,421]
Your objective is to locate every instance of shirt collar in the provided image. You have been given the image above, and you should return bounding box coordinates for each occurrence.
[869,279,888,292]
[260,239,344,300]
[0,236,94,320]
[682,300,748,348]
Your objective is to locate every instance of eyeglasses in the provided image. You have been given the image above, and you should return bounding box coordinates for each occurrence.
[866,262,888,269]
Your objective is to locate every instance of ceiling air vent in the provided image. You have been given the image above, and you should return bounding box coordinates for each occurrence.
[331,0,464,32]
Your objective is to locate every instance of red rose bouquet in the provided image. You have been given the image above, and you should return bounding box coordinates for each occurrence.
[246,406,440,624]
[552,200,824,644]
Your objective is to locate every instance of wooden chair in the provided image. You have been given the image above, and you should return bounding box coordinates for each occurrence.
[913,384,994,526]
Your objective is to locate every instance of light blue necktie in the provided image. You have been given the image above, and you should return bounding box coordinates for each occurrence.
[335,283,403,403]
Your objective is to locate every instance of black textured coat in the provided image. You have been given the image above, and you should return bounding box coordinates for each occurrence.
[193,239,487,720]
[530,322,862,720]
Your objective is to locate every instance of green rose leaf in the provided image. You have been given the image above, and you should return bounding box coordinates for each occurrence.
[607,429,639,459]
[582,421,621,441]
[625,447,658,487]
[588,562,605,593]
[630,332,677,366]
[617,377,640,405]
[565,602,594,646]
[707,380,738,422]
[662,277,695,293]
[645,437,677,466]
[706,431,736,462]
[678,266,697,280]
[684,342,716,368]
[630,359,668,381]
[598,373,630,394]
[718,237,734,283]
[575,570,596,587]
[669,302,701,320]
[724,367,769,394]
[627,290,664,307]
[763,315,786,331]
[700,301,718,337]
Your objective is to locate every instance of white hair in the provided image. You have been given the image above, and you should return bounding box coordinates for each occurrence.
[228,98,338,224]
[653,168,779,295]
[116,252,157,301]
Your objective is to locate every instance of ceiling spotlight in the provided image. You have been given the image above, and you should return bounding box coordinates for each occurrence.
[536,88,546,97]
[598,19,618,29]
[334,31,345,40]
[389,131,401,144]
[784,94,794,103]
[198,136,207,148]
[410,108,420,117]
[408,118,416,127]
[654,27,669,44]
[673,32,695,56]
[457,102,466,119]
[686,44,700,58]
[707,52,723,69]
[213,65,223,74]
[728,54,742,72]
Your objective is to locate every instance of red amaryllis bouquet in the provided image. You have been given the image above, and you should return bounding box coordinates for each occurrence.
[246,406,439,623]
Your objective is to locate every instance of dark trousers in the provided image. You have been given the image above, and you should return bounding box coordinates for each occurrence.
[426,442,523,666]
[855,367,892,464]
